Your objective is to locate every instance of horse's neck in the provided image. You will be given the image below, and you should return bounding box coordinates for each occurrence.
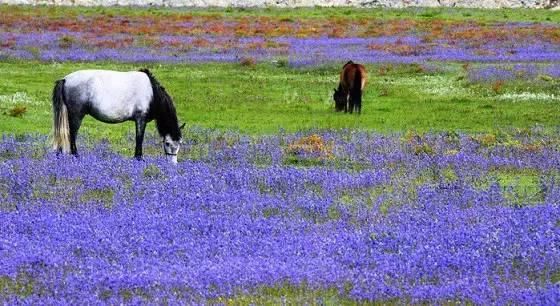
[148,98,167,122]
[147,103,159,121]
[150,98,180,137]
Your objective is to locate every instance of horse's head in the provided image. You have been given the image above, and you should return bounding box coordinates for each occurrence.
[163,123,185,164]
[333,88,346,112]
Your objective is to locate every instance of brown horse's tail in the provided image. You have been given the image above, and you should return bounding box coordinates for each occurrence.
[52,79,70,153]
[351,68,363,114]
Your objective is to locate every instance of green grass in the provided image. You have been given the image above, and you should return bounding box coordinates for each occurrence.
[2,4,559,23]
[207,285,363,305]
[0,274,34,299]
[1,61,559,143]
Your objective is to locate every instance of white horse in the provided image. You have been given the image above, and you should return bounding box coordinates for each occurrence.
[52,69,185,163]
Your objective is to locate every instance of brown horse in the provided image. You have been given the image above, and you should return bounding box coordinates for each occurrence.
[333,61,367,114]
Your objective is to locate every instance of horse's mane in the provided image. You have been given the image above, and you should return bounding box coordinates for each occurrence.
[343,60,354,68]
[140,68,181,140]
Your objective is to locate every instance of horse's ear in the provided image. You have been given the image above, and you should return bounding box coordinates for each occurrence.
[179,123,186,130]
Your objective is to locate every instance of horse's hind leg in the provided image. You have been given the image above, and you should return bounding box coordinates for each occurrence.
[355,92,362,114]
[350,89,361,114]
[134,116,147,160]
[68,113,84,156]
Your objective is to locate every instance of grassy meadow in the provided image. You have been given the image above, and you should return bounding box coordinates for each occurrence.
[1,61,558,140]
[1,5,559,144]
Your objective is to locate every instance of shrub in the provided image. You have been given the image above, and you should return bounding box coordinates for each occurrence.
[239,57,256,67]
[491,80,505,94]
[286,134,333,159]
[58,35,75,49]
[8,105,27,117]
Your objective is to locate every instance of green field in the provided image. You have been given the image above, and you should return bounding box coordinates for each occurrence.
[1,5,559,142]
[3,4,559,23]
[1,61,558,141]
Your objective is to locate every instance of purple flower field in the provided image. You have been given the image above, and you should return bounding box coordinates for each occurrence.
[466,63,560,82]
[1,11,560,67]
[1,130,559,303]
[2,31,560,67]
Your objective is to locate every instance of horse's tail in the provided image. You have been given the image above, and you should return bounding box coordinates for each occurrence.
[52,79,70,153]
[351,67,363,113]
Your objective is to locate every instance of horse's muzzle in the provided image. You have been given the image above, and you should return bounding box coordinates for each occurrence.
[165,153,178,164]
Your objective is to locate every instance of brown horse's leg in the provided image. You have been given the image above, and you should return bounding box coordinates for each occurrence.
[353,91,362,114]
[350,85,362,114]
[348,93,354,114]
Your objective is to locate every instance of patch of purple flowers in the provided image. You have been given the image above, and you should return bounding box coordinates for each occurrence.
[467,63,558,82]
[2,29,560,66]
[0,129,559,303]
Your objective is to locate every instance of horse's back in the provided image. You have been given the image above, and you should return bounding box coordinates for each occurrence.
[62,70,153,123]
[356,64,367,90]
[340,63,367,91]
[64,70,150,91]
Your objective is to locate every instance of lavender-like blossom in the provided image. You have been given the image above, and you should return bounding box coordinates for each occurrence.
[1,129,559,303]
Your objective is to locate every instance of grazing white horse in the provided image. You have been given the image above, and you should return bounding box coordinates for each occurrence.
[52,69,185,164]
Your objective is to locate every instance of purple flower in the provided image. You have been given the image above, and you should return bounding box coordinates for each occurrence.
[0,129,559,303]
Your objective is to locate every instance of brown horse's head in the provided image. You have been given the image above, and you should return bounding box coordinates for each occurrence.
[333,88,346,112]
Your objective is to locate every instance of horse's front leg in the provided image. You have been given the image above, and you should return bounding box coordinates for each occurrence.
[134,117,147,160]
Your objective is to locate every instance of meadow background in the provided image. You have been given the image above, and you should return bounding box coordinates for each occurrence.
[1,5,560,304]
